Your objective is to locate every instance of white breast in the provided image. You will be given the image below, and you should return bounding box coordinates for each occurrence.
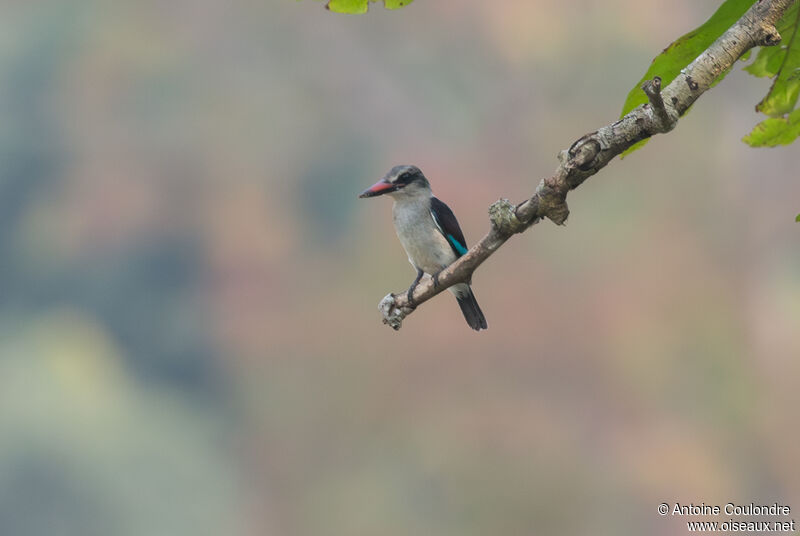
[392,199,457,275]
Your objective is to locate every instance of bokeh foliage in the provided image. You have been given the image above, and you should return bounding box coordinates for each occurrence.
[3,2,799,535]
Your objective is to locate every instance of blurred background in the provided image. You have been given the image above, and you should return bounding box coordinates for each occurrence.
[0,1,798,535]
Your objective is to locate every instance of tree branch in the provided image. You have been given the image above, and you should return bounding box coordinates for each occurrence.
[377,0,794,331]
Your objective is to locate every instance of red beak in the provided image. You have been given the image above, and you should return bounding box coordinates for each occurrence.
[358,179,397,198]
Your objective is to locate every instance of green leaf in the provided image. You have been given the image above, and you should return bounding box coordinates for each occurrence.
[745,4,800,117]
[619,0,757,158]
[320,0,413,14]
[743,107,800,146]
[796,213,800,222]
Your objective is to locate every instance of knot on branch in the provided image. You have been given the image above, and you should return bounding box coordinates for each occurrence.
[536,178,570,225]
[379,293,409,331]
[568,135,601,171]
[755,24,781,47]
[489,198,529,235]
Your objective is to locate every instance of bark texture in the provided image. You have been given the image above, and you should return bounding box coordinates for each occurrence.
[378,0,795,331]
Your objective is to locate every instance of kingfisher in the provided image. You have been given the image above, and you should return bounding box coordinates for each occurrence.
[359,165,487,331]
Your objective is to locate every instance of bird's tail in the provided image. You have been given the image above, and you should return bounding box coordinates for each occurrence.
[455,286,487,331]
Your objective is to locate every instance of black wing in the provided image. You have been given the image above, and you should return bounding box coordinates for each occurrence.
[430,197,469,258]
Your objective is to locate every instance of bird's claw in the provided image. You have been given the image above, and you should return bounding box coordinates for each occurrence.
[405,268,424,308]
[406,286,418,308]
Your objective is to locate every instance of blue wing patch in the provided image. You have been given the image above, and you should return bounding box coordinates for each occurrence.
[447,234,468,255]
[430,197,469,258]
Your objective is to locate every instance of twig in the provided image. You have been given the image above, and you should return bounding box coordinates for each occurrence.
[642,76,676,130]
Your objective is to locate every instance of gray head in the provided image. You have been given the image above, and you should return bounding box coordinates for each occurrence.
[358,165,431,199]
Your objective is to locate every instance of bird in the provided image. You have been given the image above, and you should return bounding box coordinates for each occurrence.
[359,165,487,331]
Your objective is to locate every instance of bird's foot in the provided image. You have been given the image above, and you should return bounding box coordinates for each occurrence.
[406,268,424,308]
[432,271,442,288]
[406,285,418,308]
